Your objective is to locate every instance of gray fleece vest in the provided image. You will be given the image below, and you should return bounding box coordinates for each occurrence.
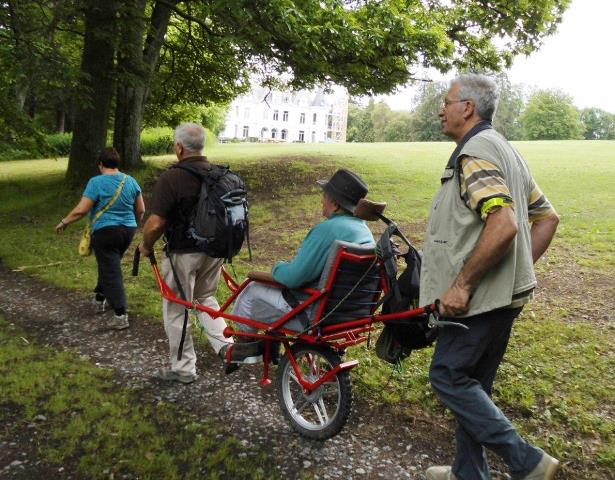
[419,129,536,317]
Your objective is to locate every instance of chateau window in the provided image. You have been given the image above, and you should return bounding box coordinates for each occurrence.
[312,113,317,124]
[242,125,249,138]
[298,130,305,141]
[300,113,305,124]
[281,129,288,140]
[273,110,279,121]
[283,111,289,122]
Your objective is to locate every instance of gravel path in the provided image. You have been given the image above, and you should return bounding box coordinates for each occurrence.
[0,265,458,479]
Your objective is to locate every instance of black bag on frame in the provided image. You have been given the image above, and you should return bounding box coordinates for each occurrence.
[375,224,438,364]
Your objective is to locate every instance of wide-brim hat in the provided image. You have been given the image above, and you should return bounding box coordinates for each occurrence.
[316,168,369,214]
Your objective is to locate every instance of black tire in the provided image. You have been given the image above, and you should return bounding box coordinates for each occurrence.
[276,344,353,440]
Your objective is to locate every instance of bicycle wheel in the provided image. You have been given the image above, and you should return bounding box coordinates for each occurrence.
[277,344,352,439]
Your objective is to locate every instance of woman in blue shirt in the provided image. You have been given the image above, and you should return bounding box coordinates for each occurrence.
[55,148,145,330]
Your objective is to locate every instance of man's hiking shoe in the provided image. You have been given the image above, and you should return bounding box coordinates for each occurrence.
[155,368,196,384]
[522,453,559,480]
[107,313,129,330]
[94,297,107,314]
[426,466,457,480]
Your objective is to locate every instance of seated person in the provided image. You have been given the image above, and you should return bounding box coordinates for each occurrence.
[220,168,375,369]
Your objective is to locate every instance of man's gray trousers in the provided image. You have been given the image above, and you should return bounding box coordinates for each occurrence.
[429,307,543,480]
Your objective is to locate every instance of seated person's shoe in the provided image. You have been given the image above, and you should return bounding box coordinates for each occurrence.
[522,453,559,480]
[426,466,457,480]
[155,368,196,384]
[269,340,281,365]
[218,344,240,375]
[219,341,263,374]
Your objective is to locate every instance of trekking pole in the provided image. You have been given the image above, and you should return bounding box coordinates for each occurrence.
[132,248,140,276]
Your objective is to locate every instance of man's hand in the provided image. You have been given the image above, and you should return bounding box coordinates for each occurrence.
[138,243,152,258]
[439,283,471,317]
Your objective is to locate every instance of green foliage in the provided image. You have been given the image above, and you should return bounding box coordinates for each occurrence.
[0,1,82,143]
[408,82,449,142]
[521,90,584,140]
[383,111,414,142]
[0,317,276,479]
[145,102,229,136]
[580,107,615,140]
[347,100,375,142]
[46,133,73,156]
[493,74,525,140]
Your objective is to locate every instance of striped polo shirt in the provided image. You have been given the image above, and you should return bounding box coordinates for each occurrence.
[459,155,557,307]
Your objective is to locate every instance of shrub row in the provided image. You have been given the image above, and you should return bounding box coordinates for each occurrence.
[2,127,216,161]
[46,128,176,157]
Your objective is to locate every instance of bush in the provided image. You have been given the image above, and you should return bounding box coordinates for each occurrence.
[0,146,37,161]
[140,127,217,156]
[46,133,73,156]
[2,127,216,161]
[140,127,174,155]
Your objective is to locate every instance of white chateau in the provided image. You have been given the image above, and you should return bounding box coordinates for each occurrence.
[219,87,348,143]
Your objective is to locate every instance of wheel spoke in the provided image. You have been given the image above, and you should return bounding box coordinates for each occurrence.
[313,399,328,425]
[293,397,310,414]
[288,370,301,386]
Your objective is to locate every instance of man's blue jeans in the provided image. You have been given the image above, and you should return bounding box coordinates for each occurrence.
[429,307,543,480]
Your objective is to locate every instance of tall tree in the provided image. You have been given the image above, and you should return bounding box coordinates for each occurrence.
[580,107,615,140]
[520,89,584,140]
[408,82,448,142]
[66,0,119,184]
[346,100,375,143]
[383,111,413,142]
[493,74,525,140]
[371,102,394,142]
[113,0,178,169]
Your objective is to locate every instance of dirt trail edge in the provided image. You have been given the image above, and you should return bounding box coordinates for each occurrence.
[0,265,456,480]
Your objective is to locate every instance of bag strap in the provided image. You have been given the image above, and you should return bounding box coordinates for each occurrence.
[91,174,127,227]
[164,244,190,361]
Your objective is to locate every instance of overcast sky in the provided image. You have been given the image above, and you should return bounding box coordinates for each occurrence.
[379,0,615,113]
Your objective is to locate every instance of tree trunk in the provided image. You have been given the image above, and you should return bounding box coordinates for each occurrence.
[66,1,119,187]
[113,0,177,169]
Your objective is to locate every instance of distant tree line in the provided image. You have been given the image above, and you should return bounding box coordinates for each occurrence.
[347,75,615,142]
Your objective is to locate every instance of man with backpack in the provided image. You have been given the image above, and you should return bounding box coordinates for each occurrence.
[139,122,236,384]
[421,74,560,480]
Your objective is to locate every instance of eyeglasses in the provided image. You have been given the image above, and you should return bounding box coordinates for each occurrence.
[442,98,470,108]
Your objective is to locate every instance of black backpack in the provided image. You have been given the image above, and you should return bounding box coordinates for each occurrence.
[375,223,438,364]
[174,163,250,262]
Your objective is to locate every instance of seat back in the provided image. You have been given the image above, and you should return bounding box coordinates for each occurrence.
[311,241,383,327]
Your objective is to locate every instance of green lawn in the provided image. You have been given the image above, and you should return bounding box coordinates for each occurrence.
[1,140,614,478]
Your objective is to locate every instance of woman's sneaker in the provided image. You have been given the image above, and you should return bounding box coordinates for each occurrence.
[107,313,129,330]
